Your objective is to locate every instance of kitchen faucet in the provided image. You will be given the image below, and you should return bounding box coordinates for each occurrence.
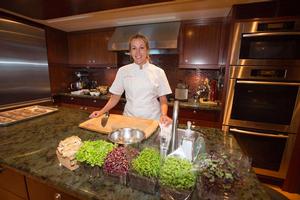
[170,100,179,152]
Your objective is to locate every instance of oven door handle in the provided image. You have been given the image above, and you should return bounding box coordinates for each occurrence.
[243,32,300,37]
[236,80,300,86]
[230,128,289,138]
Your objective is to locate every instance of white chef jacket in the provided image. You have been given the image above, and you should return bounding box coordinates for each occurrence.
[109,62,172,120]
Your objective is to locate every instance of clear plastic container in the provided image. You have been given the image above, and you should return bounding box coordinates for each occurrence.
[160,135,168,159]
[181,121,196,161]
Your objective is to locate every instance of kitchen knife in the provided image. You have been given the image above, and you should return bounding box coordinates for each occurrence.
[101,112,109,127]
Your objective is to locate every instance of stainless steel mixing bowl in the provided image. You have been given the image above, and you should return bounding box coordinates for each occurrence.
[108,128,145,145]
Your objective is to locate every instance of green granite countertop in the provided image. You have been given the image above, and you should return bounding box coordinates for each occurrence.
[0,106,269,200]
[59,93,221,111]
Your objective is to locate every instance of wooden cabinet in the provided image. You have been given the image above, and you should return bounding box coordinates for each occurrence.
[68,33,90,65]
[26,177,80,200]
[179,20,225,69]
[68,29,117,67]
[0,166,28,200]
[232,1,300,20]
[54,95,124,114]
[169,107,221,128]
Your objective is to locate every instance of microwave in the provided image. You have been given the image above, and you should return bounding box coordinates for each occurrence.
[230,19,300,66]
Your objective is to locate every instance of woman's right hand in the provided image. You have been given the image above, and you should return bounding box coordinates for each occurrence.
[89,110,102,118]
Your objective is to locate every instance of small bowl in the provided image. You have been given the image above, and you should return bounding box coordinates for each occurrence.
[108,128,145,145]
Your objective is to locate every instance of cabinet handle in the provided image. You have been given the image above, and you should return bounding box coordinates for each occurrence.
[84,107,88,110]
[80,107,83,110]
[93,100,97,103]
[54,193,61,200]
[193,110,197,114]
[70,97,74,101]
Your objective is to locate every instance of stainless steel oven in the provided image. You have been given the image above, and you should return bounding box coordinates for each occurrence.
[223,66,300,179]
[230,19,300,66]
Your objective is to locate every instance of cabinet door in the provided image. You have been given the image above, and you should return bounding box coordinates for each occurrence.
[179,22,222,69]
[26,177,80,200]
[0,167,28,200]
[68,30,117,66]
[0,188,25,200]
[91,30,117,66]
[68,33,91,64]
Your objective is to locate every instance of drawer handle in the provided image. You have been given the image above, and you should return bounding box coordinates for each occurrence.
[230,128,289,138]
[54,193,61,200]
[70,97,74,100]
[93,100,97,103]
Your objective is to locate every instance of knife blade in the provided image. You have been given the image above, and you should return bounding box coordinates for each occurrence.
[101,112,109,127]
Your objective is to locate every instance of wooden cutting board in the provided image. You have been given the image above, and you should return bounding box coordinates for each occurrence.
[79,114,159,139]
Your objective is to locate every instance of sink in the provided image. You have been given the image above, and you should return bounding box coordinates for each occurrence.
[168,128,205,162]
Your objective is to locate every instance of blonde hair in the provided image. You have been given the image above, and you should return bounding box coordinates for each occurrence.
[129,34,151,62]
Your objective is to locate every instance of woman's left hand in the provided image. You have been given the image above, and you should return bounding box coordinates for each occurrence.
[160,115,172,126]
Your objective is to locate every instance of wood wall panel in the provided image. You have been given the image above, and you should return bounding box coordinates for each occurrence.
[48,64,77,94]
[45,27,69,94]
[45,28,68,64]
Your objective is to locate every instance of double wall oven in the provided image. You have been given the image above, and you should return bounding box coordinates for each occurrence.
[223,19,300,179]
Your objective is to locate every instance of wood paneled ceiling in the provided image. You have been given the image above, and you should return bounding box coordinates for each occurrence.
[0,0,174,20]
[0,0,269,32]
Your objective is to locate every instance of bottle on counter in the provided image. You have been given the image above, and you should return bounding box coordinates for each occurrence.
[181,121,196,161]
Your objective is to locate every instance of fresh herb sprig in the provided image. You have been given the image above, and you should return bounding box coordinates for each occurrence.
[160,156,196,190]
[75,140,116,167]
[132,148,160,178]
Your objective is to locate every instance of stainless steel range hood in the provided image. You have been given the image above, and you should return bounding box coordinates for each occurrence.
[108,22,180,51]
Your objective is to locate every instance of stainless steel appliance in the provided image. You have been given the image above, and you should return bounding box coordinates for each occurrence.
[175,82,189,101]
[223,65,300,179]
[108,22,180,51]
[0,17,50,109]
[224,18,300,179]
[224,66,300,134]
[230,19,300,66]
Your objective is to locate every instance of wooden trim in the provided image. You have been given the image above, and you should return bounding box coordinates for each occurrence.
[67,27,115,35]
[181,17,226,25]
[283,125,300,193]
[0,10,44,29]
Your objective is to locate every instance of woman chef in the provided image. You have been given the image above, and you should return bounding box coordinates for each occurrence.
[89,34,172,126]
